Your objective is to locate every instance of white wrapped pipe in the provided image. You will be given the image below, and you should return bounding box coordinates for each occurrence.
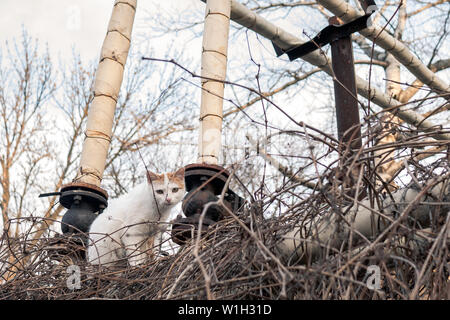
[75,0,137,186]
[198,0,232,164]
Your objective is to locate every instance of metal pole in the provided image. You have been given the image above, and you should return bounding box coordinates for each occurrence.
[329,17,362,151]
[75,0,137,186]
[328,16,364,203]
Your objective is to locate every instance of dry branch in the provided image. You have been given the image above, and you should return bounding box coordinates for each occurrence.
[277,174,449,264]
[1,98,448,299]
[245,134,316,189]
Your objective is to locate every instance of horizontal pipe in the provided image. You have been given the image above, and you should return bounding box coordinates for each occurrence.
[276,178,449,264]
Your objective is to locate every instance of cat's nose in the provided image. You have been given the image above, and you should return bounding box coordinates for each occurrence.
[166,198,172,204]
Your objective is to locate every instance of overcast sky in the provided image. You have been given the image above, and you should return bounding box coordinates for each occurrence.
[0,0,115,61]
[0,0,203,63]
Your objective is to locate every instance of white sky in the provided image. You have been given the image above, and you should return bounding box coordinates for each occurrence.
[0,0,203,62]
[0,0,116,62]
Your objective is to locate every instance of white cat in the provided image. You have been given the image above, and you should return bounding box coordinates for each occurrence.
[87,168,185,267]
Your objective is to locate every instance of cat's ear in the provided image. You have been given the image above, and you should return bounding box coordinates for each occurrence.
[174,167,185,179]
[146,171,159,184]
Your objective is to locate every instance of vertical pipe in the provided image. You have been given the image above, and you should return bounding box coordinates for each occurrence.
[329,17,363,201]
[74,0,137,186]
[329,17,362,151]
[198,0,231,164]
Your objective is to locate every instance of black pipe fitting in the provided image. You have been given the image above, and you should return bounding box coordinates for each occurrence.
[171,164,244,245]
[59,182,108,242]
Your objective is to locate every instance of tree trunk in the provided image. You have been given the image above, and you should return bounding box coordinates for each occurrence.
[374,1,407,190]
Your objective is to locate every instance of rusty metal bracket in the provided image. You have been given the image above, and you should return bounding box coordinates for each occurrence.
[273,13,373,60]
[329,16,362,150]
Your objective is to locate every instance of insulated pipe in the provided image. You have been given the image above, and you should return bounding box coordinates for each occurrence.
[199,0,450,141]
[74,0,137,186]
[276,179,449,264]
[198,0,232,164]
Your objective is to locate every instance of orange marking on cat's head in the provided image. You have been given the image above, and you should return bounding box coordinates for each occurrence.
[146,171,164,184]
[146,168,185,187]
[166,167,185,187]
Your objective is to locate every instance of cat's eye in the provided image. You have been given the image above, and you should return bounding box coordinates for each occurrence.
[156,190,164,195]
[172,188,179,193]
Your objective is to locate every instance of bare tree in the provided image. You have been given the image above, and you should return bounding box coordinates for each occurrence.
[0,31,55,237]
[0,30,196,281]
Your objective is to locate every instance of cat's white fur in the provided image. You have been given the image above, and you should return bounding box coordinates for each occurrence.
[87,169,185,267]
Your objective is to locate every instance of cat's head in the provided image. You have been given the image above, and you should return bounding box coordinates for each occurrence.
[146,167,185,209]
